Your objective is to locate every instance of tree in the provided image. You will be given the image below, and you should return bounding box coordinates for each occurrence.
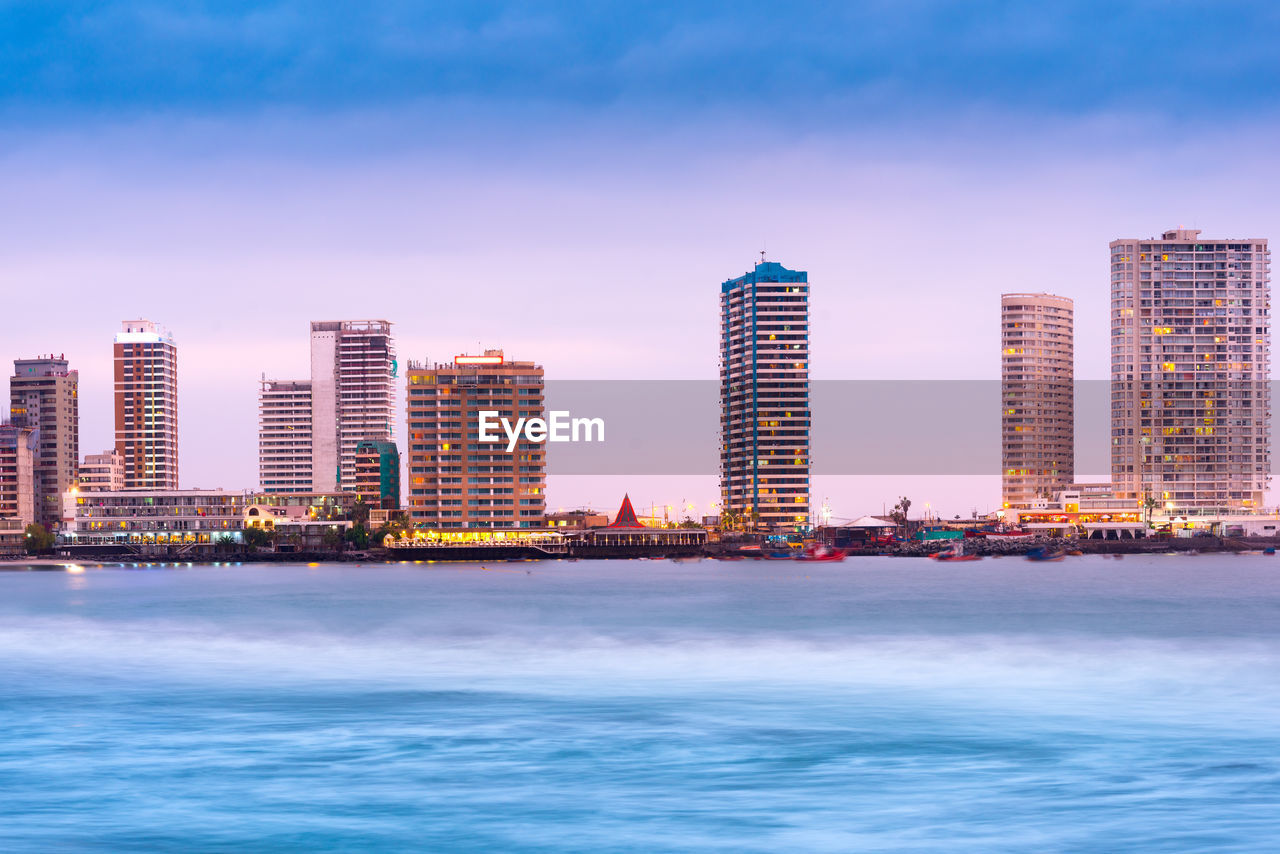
[242,526,275,549]
[344,523,369,549]
[215,534,238,551]
[321,526,344,551]
[24,523,54,553]
[890,496,912,529]
[1142,495,1158,526]
[373,512,410,544]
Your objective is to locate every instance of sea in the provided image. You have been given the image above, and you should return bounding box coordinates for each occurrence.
[1,555,1278,852]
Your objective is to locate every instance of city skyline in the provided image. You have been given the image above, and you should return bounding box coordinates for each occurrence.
[6,3,1280,514]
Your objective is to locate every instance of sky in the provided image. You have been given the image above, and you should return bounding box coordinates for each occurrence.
[3,0,1280,518]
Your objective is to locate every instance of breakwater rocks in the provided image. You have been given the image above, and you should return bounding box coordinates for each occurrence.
[861,536,1280,558]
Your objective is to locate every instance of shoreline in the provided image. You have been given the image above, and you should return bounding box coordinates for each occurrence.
[5,534,1280,568]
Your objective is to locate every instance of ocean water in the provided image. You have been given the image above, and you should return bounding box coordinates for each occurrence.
[1,556,1278,852]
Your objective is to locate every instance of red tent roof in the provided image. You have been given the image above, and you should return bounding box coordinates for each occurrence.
[608,494,645,528]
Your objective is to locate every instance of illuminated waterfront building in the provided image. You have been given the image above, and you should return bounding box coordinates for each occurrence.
[10,355,79,529]
[405,350,545,529]
[1001,294,1074,508]
[258,379,313,493]
[62,489,245,545]
[113,320,178,490]
[1110,229,1271,514]
[719,260,810,531]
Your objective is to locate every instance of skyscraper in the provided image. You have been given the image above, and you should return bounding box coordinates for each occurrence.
[10,355,79,529]
[1110,228,1271,514]
[1001,294,1074,508]
[719,260,810,531]
[405,351,545,530]
[113,320,178,490]
[258,379,313,493]
[309,321,396,493]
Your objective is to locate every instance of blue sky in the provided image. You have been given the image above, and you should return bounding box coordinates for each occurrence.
[3,0,1279,515]
[5,1,1280,119]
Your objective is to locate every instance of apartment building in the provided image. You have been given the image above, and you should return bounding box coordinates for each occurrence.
[405,351,545,529]
[720,260,810,530]
[114,320,178,489]
[1110,228,1271,514]
[1001,294,1074,508]
[10,356,79,529]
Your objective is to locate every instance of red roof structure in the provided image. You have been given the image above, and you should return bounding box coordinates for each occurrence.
[608,494,645,529]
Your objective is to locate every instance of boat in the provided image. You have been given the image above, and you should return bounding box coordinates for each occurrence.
[1025,546,1066,562]
[931,543,981,562]
[796,543,846,562]
[762,551,795,561]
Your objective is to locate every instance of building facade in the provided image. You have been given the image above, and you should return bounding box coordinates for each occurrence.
[80,449,125,492]
[0,423,36,526]
[258,379,313,493]
[405,351,545,529]
[719,260,810,531]
[10,356,79,529]
[1001,294,1075,508]
[113,320,178,489]
[309,321,396,493]
[1110,229,1271,514]
[62,489,246,545]
[354,440,401,510]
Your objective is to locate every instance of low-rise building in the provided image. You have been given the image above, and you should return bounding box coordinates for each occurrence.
[61,490,247,545]
[582,495,707,548]
[242,503,352,550]
[1004,486,1142,538]
[247,491,357,522]
[545,510,609,530]
[80,449,125,492]
[0,518,25,555]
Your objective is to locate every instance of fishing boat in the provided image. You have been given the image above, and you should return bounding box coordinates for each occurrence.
[1025,546,1066,562]
[931,542,980,562]
[796,543,846,562]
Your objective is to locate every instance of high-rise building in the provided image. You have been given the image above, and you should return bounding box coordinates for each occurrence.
[1001,294,1074,508]
[1111,228,1271,514]
[80,449,125,492]
[0,423,37,525]
[354,440,401,510]
[719,260,810,531]
[309,321,396,493]
[113,320,178,490]
[258,379,313,493]
[405,351,545,529]
[10,356,79,529]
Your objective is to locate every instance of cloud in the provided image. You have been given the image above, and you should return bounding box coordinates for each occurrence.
[3,0,1280,127]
